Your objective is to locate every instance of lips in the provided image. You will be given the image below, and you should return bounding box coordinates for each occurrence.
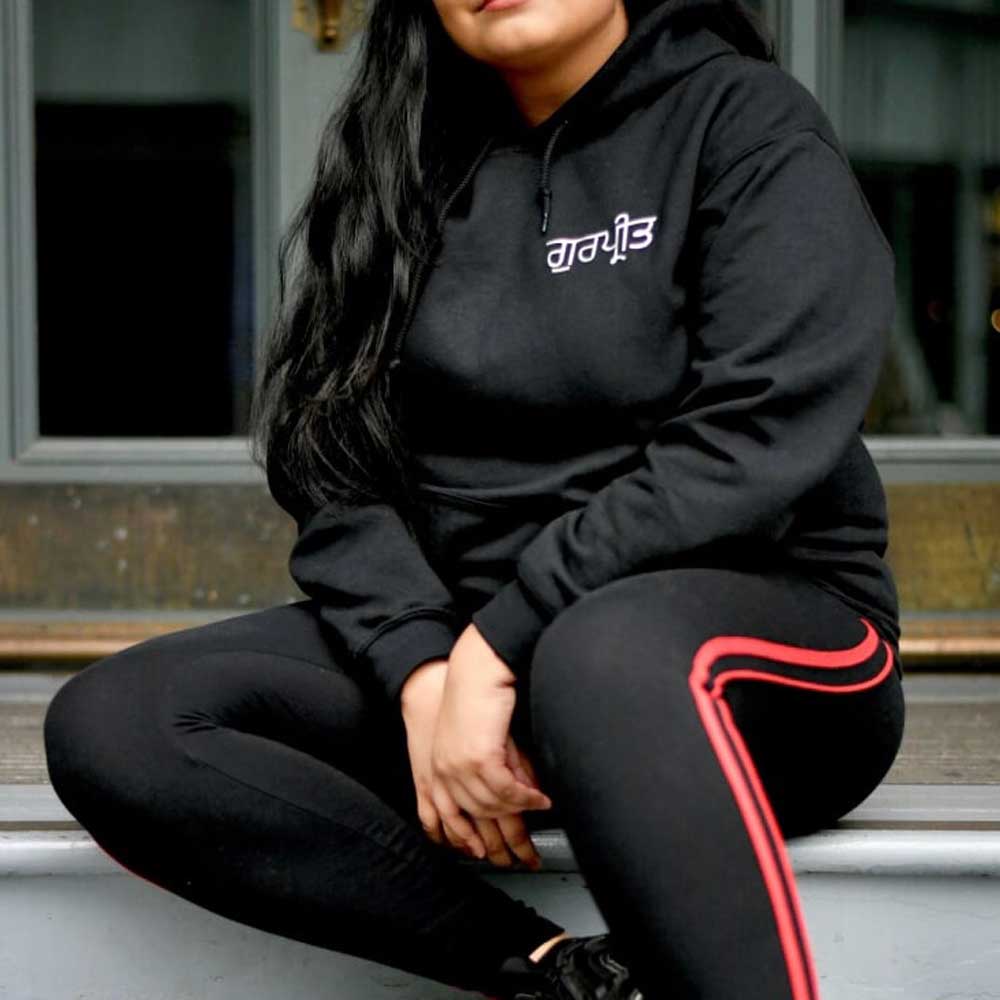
[475,0,530,17]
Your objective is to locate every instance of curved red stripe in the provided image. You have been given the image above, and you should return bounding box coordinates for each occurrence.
[711,642,895,696]
[687,616,893,1000]
[693,618,881,678]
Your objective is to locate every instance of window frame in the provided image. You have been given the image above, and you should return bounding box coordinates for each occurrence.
[0,0,279,485]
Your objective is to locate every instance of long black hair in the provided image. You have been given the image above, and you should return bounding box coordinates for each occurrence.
[247,0,777,528]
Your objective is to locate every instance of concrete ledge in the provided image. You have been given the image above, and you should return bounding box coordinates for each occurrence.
[5,783,1000,879]
[3,786,1000,999]
[6,825,1000,879]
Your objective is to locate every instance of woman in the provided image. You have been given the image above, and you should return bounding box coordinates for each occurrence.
[43,1,907,998]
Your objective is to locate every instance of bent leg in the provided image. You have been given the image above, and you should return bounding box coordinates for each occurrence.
[524,565,905,1000]
[43,599,563,993]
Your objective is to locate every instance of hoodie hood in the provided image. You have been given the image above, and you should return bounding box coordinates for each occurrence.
[491,0,776,234]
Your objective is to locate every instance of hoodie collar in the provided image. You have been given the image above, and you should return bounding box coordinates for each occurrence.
[479,0,762,234]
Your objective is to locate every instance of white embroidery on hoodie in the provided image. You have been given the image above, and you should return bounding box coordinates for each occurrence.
[545,211,658,274]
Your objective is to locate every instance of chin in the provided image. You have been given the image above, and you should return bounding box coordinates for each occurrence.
[471,15,566,68]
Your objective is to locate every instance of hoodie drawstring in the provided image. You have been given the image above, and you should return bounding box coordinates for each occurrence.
[537,118,570,236]
[389,118,572,376]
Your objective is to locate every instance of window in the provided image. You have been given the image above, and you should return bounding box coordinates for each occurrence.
[33,0,255,439]
[843,0,1000,437]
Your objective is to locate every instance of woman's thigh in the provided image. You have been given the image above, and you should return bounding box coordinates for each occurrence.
[516,563,905,838]
[44,599,419,831]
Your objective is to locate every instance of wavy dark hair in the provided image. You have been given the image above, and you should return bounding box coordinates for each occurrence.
[248,0,777,528]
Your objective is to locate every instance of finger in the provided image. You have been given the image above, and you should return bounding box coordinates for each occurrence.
[445,815,484,859]
[481,759,553,811]
[510,759,533,788]
[506,735,536,788]
[429,781,472,851]
[473,817,515,868]
[431,782,485,858]
[441,810,477,856]
[448,771,515,820]
[497,813,543,870]
[509,738,545,792]
[416,794,445,846]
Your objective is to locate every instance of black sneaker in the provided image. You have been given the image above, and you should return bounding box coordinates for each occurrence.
[484,933,645,1000]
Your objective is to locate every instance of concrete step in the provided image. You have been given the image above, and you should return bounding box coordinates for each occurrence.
[1,671,999,999]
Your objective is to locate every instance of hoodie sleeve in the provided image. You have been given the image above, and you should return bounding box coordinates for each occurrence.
[471,126,895,674]
[267,452,463,705]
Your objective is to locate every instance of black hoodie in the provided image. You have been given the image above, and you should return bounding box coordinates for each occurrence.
[276,0,902,705]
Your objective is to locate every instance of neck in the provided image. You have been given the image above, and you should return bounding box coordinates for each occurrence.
[496,6,630,128]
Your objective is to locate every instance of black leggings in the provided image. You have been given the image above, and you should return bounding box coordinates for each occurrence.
[43,564,905,1000]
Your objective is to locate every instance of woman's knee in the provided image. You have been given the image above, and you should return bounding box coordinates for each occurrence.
[43,646,175,827]
[44,659,119,814]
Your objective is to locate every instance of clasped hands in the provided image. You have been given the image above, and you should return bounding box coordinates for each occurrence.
[399,622,553,870]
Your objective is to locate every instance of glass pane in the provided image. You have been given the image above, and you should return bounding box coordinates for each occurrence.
[32,0,255,437]
[843,0,1000,435]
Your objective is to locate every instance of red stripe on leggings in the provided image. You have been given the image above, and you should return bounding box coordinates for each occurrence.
[688,616,895,1000]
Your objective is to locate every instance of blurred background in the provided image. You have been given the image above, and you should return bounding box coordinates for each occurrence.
[0,0,997,661]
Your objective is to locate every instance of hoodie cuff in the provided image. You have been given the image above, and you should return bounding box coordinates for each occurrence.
[470,577,553,679]
[360,614,461,706]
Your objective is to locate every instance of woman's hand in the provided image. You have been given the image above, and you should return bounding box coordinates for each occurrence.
[430,624,553,860]
[400,657,453,848]
[399,649,549,869]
